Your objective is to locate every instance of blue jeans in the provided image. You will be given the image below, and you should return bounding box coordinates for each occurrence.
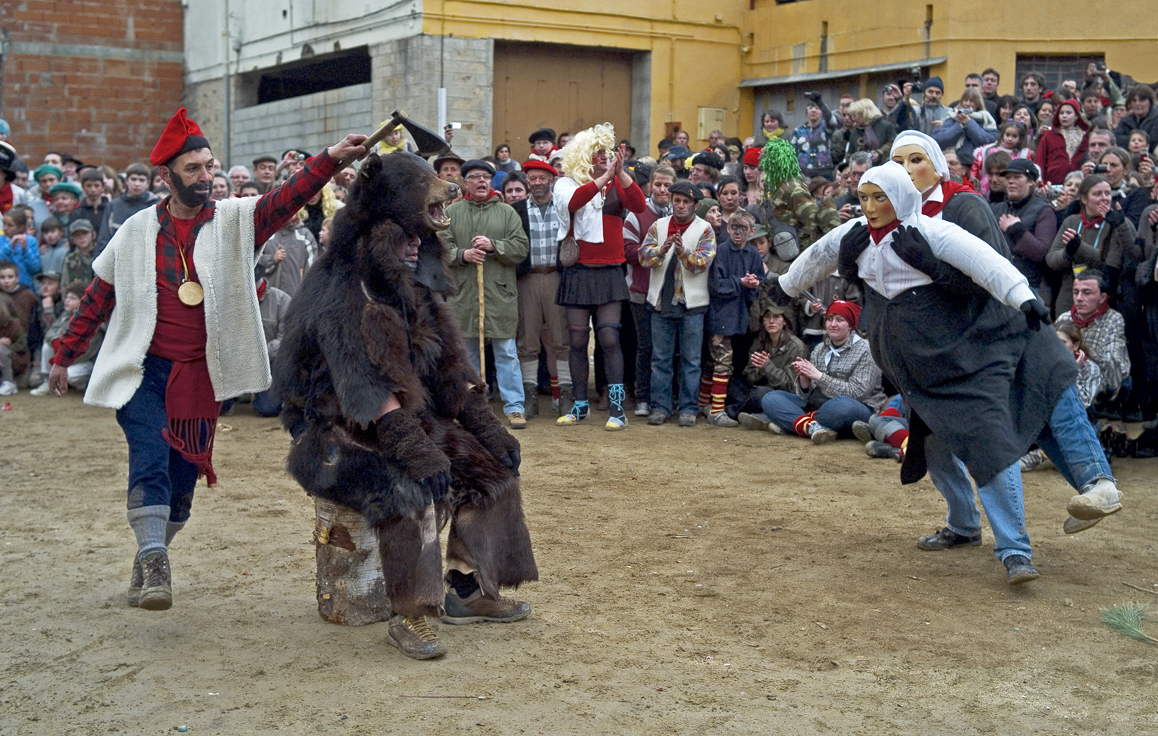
[649,311,704,417]
[115,354,199,523]
[1036,385,1114,492]
[464,337,523,415]
[762,391,873,434]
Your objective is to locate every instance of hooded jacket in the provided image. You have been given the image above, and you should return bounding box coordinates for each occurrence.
[1033,100,1090,185]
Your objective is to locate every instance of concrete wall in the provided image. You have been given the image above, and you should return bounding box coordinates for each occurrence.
[370,35,493,161]
[0,0,184,169]
[229,83,373,169]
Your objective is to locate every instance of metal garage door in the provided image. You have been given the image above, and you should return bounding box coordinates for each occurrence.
[493,41,634,160]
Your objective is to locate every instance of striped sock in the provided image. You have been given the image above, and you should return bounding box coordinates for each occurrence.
[710,375,728,415]
[885,429,909,449]
[793,412,816,438]
[880,406,903,419]
[699,375,712,410]
[550,376,560,401]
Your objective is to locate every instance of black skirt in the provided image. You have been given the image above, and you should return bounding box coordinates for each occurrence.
[556,264,630,307]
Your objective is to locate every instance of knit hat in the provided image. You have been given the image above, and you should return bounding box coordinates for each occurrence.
[759,138,802,192]
[49,181,84,199]
[925,76,944,91]
[528,128,556,144]
[0,119,9,137]
[695,198,719,219]
[825,300,861,329]
[33,164,64,183]
[521,159,558,176]
[742,147,762,167]
[150,108,209,166]
[669,181,700,202]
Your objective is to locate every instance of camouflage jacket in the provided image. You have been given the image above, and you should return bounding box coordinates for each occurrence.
[751,178,840,251]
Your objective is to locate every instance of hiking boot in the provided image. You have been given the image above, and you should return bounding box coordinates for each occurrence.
[707,412,739,427]
[137,549,173,611]
[738,412,770,431]
[852,420,874,443]
[387,614,447,659]
[1066,478,1122,521]
[634,401,650,417]
[647,411,667,426]
[809,423,837,445]
[507,411,527,429]
[865,440,901,460]
[522,385,539,419]
[441,589,531,625]
[917,527,982,551]
[127,556,143,607]
[1003,554,1039,585]
[1063,515,1102,535]
[678,413,697,428]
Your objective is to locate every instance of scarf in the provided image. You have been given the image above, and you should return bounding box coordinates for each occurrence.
[823,333,861,369]
[1070,300,1110,328]
[1060,127,1084,160]
[868,219,902,245]
[1080,210,1104,229]
[0,183,13,215]
[922,180,975,218]
[256,278,268,300]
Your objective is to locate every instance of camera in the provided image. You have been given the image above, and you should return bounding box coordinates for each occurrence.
[910,81,923,93]
[1092,164,1109,174]
[294,153,306,162]
[1048,184,1065,197]
[803,90,821,101]
[959,106,973,114]
[851,205,863,216]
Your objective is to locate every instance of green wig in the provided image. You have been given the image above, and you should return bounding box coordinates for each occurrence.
[758,138,801,193]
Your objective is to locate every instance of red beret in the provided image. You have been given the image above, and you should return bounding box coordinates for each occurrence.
[825,300,861,329]
[521,160,558,176]
[150,107,209,166]
[742,147,762,167]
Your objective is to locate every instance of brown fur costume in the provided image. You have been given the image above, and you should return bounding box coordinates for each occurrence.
[275,152,538,618]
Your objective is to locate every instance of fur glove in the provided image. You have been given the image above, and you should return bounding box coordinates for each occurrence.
[376,409,453,501]
[457,393,522,476]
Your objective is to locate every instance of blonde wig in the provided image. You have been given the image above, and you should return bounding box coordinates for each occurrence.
[559,123,617,185]
[298,182,342,223]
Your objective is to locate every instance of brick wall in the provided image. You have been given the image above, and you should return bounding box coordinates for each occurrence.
[0,0,185,170]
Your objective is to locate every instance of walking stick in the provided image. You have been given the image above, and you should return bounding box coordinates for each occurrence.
[477,262,487,390]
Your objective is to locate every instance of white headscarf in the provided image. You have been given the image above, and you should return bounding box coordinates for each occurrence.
[858,161,922,230]
[890,131,950,182]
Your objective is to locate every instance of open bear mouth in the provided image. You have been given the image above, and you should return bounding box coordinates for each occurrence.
[424,202,451,230]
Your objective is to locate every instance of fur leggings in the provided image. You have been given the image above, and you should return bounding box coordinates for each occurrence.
[566,302,623,402]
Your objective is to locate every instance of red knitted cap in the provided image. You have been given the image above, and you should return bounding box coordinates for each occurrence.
[742,147,762,167]
[825,300,861,329]
[150,108,209,166]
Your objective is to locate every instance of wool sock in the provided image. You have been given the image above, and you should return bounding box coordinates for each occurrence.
[165,520,186,546]
[127,505,170,556]
[793,412,816,438]
[885,428,909,449]
[880,406,903,419]
[550,376,560,401]
[698,374,712,411]
[710,374,728,415]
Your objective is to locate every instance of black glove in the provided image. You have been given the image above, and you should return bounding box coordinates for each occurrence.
[763,275,793,307]
[502,448,521,477]
[1064,231,1082,259]
[838,223,871,281]
[1020,299,1051,331]
[375,409,453,495]
[892,226,976,294]
[1104,208,1126,228]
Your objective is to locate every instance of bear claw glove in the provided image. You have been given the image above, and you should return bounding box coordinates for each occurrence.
[457,394,522,476]
[375,409,453,501]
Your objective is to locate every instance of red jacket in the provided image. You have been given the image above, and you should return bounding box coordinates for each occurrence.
[1033,99,1089,185]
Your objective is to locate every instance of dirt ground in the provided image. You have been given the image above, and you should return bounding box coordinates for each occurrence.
[2,391,1157,735]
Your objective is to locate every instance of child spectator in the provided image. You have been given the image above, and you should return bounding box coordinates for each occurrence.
[74,168,109,229]
[34,271,63,330]
[760,300,886,443]
[29,280,102,396]
[37,216,67,274]
[0,258,38,342]
[0,207,40,285]
[96,163,159,255]
[735,303,808,429]
[61,220,97,287]
[0,289,29,395]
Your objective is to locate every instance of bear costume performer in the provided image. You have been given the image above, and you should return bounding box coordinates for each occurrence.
[275,152,538,660]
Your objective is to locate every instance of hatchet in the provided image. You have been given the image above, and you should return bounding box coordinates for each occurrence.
[337,110,450,167]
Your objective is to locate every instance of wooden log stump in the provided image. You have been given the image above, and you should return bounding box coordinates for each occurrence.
[313,498,392,626]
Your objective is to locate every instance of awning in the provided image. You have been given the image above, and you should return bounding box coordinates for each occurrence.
[740,57,948,88]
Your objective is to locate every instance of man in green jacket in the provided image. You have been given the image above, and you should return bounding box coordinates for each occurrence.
[445,159,530,428]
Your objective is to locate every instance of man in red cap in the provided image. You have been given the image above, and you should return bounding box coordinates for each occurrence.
[759,299,887,443]
[47,107,368,611]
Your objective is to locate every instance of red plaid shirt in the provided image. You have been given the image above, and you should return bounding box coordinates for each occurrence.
[55,151,339,366]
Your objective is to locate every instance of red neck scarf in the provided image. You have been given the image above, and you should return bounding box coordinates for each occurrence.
[1080,210,1104,229]
[0,183,12,215]
[868,219,902,244]
[921,180,974,217]
[256,278,268,300]
[1071,300,1110,328]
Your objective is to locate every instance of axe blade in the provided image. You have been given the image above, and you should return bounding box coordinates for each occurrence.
[397,115,451,158]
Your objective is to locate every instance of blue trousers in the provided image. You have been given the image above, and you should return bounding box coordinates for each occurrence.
[115,354,198,523]
[649,311,704,417]
[762,390,873,435]
[464,337,524,415]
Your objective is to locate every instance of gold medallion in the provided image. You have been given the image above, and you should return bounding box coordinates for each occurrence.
[178,281,204,306]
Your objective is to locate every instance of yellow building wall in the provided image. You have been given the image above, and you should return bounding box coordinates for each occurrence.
[422,0,748,152]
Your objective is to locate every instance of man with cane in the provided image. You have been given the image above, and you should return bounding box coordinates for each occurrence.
[445,159,530,428]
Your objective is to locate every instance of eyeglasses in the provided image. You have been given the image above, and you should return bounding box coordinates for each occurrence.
[465,173,490,181]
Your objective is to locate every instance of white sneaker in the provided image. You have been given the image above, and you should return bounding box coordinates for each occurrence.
[0,381,16,396]
[1066,478,1122,521]
[30,382,51,396]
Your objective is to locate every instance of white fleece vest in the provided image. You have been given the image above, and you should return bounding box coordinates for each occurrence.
[646,216,712,310]
[85,197,269,409]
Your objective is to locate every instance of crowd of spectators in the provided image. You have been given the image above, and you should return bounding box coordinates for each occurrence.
[0,59,1155,462]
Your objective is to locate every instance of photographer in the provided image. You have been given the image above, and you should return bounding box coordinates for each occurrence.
[932,88,998,166]
[789,91,836,180]
[896,76,952,135]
